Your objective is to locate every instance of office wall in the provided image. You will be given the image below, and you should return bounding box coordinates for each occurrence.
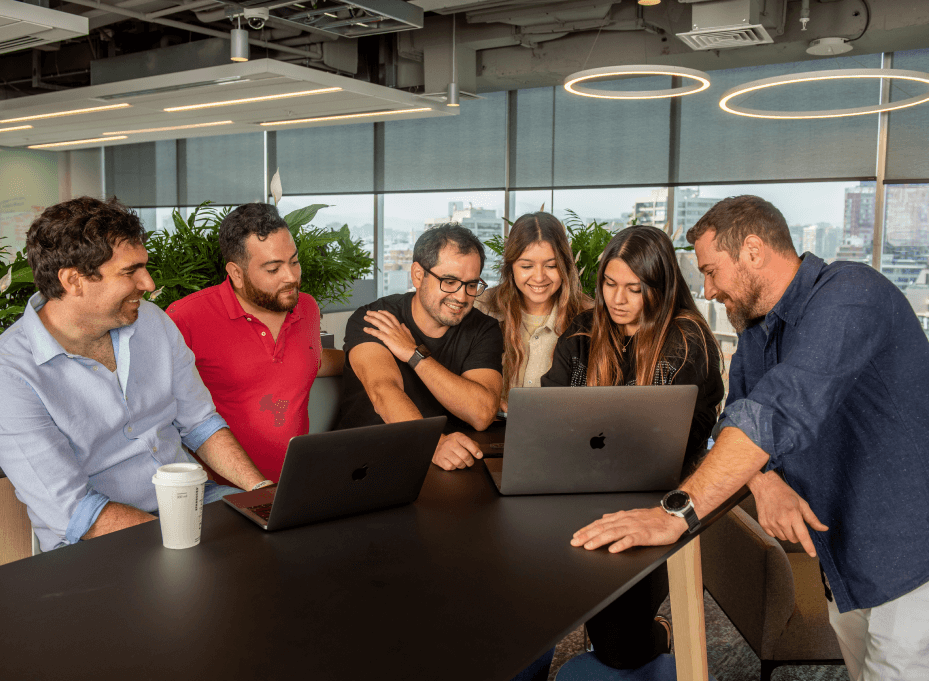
[59,149,104,201]
[0,147,59,252]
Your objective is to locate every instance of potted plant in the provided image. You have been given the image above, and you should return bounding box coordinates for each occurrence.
[0,202,375,330]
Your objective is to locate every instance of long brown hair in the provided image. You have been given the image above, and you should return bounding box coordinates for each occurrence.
[585,225,718,387]
[483,212,591,390]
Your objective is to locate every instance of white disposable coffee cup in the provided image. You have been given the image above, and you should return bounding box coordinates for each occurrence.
[152,463,208,549]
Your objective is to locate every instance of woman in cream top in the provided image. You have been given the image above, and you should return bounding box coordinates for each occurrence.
[475,211,591,412]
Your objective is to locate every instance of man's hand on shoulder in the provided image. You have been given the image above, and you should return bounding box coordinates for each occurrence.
[433,432,483,470]
[570,506,687,554]
[748,470,828,558]
[363,310,418,363]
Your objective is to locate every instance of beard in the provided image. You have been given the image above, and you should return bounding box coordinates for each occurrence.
[421,291,471,328]
[718,267,764,333]
[242,273,299,313]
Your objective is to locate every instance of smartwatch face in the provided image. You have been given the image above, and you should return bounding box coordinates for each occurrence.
[665,491,689,511]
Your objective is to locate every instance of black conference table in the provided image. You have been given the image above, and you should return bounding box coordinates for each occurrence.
[0,460,741,681]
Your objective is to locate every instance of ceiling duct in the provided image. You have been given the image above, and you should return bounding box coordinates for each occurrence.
[677,0,773,51]
[0,0,88,55]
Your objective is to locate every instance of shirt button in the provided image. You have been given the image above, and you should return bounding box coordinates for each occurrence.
[93,367,98,371]
[247,318,252,321]
[261,331,267,336]
[128,426,133,432]
[528,380,532,384]
[153,446,158,452]
[534,336,539,340]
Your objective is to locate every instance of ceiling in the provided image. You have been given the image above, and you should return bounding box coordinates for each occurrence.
[1,0,928,151]
[0,57,453,148]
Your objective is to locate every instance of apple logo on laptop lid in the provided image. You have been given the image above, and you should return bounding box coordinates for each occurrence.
[589,433,606,450]
[352,464,368,481]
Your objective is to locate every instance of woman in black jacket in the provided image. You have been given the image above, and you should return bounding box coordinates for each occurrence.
[542,224,724,671]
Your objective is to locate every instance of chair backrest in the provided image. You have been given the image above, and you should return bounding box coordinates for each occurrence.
[0,477,34,565]
[308,375,343,434]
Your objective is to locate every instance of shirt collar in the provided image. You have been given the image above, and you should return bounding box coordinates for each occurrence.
[766,252,825,328]
[218,277,303,323]
[22,291,137,366]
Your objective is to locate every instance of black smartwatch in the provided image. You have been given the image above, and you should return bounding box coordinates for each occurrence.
[661,489,701,534]
[408,343,431,370]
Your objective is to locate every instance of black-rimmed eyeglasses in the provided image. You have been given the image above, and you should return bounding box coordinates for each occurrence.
[423,268,487,297]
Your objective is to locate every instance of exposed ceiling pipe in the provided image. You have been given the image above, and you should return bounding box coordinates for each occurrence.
[147,0,224,20]
[65,0,322,59]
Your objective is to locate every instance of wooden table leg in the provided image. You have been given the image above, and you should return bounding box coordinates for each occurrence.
[668,537,709,681]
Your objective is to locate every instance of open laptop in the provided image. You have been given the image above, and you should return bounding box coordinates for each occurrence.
[483,386,697,495]
[223,416,446,530]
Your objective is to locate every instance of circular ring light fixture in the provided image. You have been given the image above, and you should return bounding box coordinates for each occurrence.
[564,65,711,100]
[719,68,929,120]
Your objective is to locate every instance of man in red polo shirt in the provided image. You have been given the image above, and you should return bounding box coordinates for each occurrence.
[167,203,342,483]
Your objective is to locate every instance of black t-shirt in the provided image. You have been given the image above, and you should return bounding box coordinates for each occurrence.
[542,309,724,476]
[337,292,504,430]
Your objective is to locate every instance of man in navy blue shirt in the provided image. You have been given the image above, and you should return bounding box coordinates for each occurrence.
[571,195,929,680]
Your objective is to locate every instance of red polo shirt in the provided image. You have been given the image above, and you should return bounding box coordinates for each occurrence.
[167,278,321,483]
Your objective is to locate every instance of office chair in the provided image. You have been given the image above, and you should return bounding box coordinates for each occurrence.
[700,495,845,681]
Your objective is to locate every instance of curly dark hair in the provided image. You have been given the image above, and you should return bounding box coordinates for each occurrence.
[219,203,289,266]
[26,196,147,300]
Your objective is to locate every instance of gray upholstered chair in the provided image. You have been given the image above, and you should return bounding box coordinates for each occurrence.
[700,495,845,681]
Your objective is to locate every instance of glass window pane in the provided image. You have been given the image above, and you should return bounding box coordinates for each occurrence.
[382,94,507,192]
[182,132,264,205]
[678,54,883,184]
[105,141,177,207]
[513,87,554,189]
[881,185,929,317]
[886,48,929,182]
[276,126,374,194]
[553,78,671,187]
[382,191,505,293]
[275,194,375,312]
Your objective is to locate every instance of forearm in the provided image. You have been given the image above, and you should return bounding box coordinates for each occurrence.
[196,428,265,490]
[414,359,498,429]
[369,381,424,423]
[680,426,770,518]
[82,502,156,540]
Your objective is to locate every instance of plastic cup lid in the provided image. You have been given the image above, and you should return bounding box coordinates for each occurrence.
[152,462,207,486]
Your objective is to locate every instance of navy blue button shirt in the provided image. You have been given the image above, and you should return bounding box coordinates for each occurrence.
[718,254,929,613]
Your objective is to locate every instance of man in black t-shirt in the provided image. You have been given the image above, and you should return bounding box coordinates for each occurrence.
[337,224,504,470]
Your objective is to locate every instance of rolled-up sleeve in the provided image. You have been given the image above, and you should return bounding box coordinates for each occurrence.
[718,270,892,470]
[0,372,103,546]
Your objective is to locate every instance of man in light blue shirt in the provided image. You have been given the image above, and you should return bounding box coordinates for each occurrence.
[0,197,271,552]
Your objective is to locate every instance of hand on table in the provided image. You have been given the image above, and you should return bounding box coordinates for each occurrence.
[748,471,828,558]
[363,310,417,363]
[433,432,483,470]
[571,506,688,553]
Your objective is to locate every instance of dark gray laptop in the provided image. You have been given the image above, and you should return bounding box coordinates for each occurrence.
[483,386,697,495]
[223,416,446,530]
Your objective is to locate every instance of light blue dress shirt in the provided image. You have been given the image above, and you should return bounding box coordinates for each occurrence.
[0,294,227,552]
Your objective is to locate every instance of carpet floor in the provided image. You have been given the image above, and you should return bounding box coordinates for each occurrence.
[547,591,850,681]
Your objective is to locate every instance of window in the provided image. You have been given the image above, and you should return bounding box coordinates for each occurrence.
[382,191,506,295]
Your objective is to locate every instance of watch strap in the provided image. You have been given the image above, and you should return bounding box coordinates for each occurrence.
[408,344,431,370]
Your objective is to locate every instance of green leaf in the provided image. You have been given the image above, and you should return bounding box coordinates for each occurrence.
[284,204,328,230]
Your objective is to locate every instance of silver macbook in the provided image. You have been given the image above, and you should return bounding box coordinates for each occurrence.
[483,386,697,495]
[223,416,446,530]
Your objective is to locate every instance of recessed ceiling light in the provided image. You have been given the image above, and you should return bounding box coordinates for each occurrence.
[29,136,128,149]
[0,125,33,133]
[163,87,342,112]
[102,121,235,135]
[260,107,433,126]
[0,103,131,124]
